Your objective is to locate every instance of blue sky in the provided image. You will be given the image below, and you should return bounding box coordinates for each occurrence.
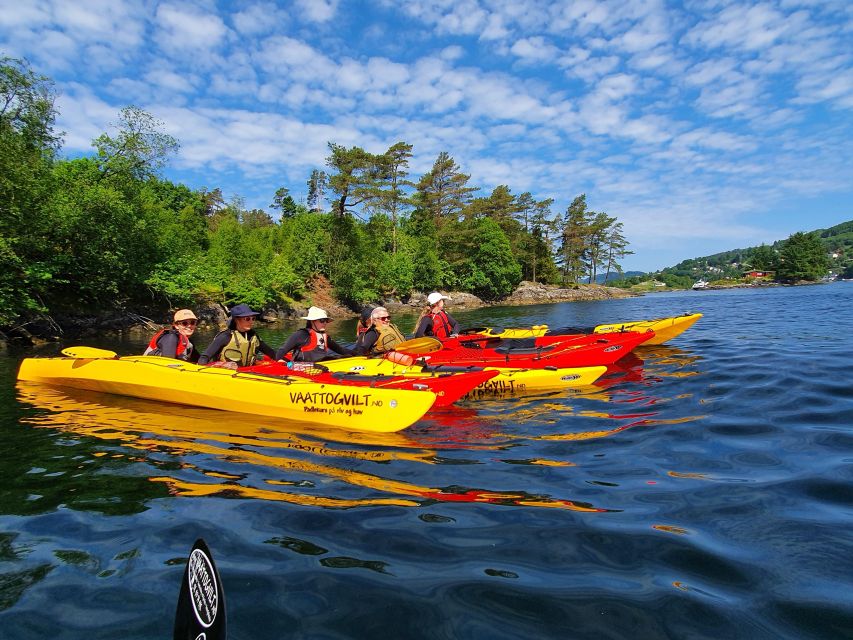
[2,0,852,272]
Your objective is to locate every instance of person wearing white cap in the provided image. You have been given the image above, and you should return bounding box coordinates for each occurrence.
[276,306,354,363]
[198,303,277,368]
[414,292,460,339]
[144,309,200,362]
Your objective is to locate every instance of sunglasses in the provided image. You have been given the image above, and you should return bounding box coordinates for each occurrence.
[315,318,331,323]
[176,320,197,327]
[377,316,390,321]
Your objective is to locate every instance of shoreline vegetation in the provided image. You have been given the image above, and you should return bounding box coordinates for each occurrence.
[2,282,637,346]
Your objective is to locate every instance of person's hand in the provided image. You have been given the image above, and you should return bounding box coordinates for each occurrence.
[223,361,239,370]
[449,333,459,338]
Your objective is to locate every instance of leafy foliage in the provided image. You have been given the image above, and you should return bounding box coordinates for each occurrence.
[0,59,640,332]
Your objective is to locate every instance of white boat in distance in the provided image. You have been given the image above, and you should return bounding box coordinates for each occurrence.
[691,279,709,290]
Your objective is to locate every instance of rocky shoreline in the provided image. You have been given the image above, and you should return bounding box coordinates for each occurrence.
[1,281,636,346]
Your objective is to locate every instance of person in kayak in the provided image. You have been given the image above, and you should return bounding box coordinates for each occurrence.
[354,305,376,350]
[356,307,406,355]
[414,292,460,339]
[198,303,277,368]
[276,306,354,363]
[143,309,200,362]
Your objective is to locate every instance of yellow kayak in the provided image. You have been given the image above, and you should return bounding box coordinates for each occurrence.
[317,356,608,394]
[17,353,436,433]
[466,313,702,345]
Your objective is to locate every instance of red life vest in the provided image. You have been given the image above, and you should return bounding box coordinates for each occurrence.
[295,328,329,362]
[429,310,454,339]
[144,328,192,360]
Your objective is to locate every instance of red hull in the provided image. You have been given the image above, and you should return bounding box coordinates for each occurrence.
[404,331,654,369]
[240,361,497,407]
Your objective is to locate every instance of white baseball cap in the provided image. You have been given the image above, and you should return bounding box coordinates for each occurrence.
[427,292,451,306]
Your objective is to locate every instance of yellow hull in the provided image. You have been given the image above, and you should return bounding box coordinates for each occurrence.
[477,313,702,345]
[317,357,608,394]
[591,313,702,345]
[17,355,436,433]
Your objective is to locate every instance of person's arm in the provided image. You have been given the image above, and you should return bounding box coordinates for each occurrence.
[414,317,432,338]
[275,330,307,360]
[355,330,378,355]
[257,338,277,360]
[328,337,354,357]
[447,313,461,335]
[198,332,230,365]
[157,332,180,359]
[187,341,200,363]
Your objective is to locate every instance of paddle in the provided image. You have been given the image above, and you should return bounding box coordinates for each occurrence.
[392,337,443,354]
[173,538,227,640]
[61,346,119,359]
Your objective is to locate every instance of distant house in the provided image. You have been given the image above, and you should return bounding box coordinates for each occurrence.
[744,270,773,278]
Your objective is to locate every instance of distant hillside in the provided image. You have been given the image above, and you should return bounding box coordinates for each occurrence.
[659,218,853,281]
[583,271,645,284]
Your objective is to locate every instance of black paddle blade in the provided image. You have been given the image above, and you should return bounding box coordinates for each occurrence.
[173,538,227,640]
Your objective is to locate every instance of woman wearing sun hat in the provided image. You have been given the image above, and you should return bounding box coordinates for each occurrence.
[144,309,201,362]
[198,303,277,368]
[414,292,460,339]
[276,306,354,363]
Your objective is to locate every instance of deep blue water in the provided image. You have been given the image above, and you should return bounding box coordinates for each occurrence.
[1,284,852,639]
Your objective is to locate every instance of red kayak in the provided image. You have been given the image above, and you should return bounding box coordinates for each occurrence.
[240,361,498,408]
[401,331,655,369]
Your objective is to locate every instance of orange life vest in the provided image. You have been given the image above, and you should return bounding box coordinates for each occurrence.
[144,328,192,360]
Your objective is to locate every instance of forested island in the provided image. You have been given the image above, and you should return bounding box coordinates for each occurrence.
[2,58,635,343]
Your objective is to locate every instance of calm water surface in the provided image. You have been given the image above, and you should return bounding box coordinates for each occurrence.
[1,285,852,639]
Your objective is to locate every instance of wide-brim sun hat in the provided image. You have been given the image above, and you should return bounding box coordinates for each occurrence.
[301,306,331,321]
[230,303,260,318]
[427,292,451,306]
[173,309,198,322]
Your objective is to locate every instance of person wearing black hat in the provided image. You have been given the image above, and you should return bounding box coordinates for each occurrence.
[198,304,277,368]
[353,305,376,353]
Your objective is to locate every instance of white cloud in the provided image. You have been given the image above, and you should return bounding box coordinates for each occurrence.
[510,36,559,63]
[294,0,339,23]
[232,2,285,35]
[155,4,228,52]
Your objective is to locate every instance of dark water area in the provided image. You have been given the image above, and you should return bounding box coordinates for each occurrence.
[1,284,852,639]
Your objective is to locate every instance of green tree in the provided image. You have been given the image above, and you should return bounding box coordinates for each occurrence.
[373,141,414,254]
[270,186,298,218]
[93,106,178,181]
[325,143,380,218]
[558,195,590,284]
[602,222,632,283]
[750,244,777,271]
[0,57,60,323]
[528,198,559,283]
[776,232,830,282]
[306,169,327,212]
[415,151,477,229]
[456,218,522,300]
[585,211,616,283]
